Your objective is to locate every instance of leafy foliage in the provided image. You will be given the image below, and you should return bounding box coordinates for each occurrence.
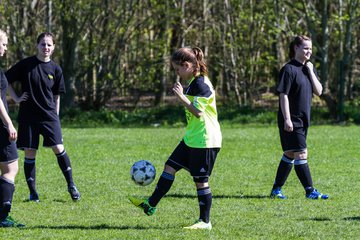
[0,0,359,120]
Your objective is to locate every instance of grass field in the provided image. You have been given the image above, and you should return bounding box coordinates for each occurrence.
[1,125,360,239]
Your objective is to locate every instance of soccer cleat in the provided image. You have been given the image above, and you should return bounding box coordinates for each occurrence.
[183,219,212,230]
[270,187,286,199]
[68,185,81,201]
[129,197,156,216]
[0,216,25,228]
[306,189,328,200]
[29,192,40,202]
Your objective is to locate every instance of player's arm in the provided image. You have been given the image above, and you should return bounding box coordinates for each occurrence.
[306,61,322,96]
[0,92,17,141]
[172,81,203,118]
[54,95,60,115]
[279,93,293,132]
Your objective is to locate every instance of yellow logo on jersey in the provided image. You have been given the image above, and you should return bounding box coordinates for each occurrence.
[48,74,54,80]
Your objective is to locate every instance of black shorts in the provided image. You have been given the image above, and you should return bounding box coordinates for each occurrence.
[17,120,63,150]
[0,126,18,162]
[166,140,220,178]
[279,127,308,152]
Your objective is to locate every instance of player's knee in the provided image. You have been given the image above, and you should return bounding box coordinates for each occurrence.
[10,163,19,177]
[283,151,294,159]
[295,150,308,159]
[194,180,209,189]
[0,161,18,181]
[193,176,208,183]
[52,144,65,154]
[164,164,177,175]
[25,149,37,158]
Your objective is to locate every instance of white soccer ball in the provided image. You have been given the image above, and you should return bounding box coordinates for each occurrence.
[130,160,156,186]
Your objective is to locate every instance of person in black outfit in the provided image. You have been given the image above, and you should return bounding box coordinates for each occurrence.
[6,32,80,202]
[0,29,24,227]
[270,35,328,200]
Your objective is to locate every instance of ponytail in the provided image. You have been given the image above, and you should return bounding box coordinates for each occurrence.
[192,47,208,76]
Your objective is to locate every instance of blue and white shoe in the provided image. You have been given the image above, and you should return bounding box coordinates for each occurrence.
[270,187,286,199]
[306,189,328,200]
[68,185,81,201]
[29,192,40,202]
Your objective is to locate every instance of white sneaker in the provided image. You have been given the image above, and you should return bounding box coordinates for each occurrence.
[183,220,212,230]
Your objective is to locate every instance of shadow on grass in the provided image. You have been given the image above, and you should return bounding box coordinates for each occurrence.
[165,193,268,199]
[306,217,332,221]
[22,199,69,203]
[27,224,160,230]
[53,199,67,203]
[343,217,360,221]
[301,217,360,222]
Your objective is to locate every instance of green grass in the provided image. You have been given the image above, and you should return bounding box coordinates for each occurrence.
[1,125,360,239]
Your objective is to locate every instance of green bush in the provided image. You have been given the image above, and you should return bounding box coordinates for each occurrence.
[344,104,360,124]
[8,104,359,128]
[61,106,186,128]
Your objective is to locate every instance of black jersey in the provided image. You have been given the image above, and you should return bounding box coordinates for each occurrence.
[0,70,9,129]
[6,56,65,122]
[276,59,318,128]
[0,70,9,113]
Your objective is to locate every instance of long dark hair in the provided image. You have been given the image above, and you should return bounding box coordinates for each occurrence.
[37,32,55,44]
[171,47,208,76]
[288,35,311,59]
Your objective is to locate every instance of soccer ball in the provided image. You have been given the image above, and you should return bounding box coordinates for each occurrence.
[130,160,156,186]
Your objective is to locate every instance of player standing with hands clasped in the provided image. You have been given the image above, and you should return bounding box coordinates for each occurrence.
[0,29,25,227]
[270,35,328,200]
[130,47,222,230]
[5,32,80,202]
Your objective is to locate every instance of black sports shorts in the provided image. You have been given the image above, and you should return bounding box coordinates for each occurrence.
[0,126,18,162]
[166,140,220,178]
[279,126,308,152]
[17,120,63,150]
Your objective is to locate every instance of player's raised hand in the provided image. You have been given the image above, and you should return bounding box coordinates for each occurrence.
[172,81,183,98]
[305,61,314,72]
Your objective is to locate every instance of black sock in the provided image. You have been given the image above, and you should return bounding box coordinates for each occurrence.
[24,158,37,194]
[197,187,212,223]
[294,159,314,193]
[56,150,74,187]
[148,171,174,207]
[0,177,15,221]
[273,155,294,189]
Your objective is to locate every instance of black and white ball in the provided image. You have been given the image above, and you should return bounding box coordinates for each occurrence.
[130,160,156,186]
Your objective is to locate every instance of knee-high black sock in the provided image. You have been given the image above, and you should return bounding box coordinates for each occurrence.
[148,171,174,207]
[294,159,314,193]
[0,176,15,221]
[273,155,294,189]
[24,158,37,194]
[197,187,212,223]
[56,150,74,187]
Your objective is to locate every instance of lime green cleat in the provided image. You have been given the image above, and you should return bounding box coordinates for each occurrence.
[0,216,25,228]
[129,197,156,216]
[183,219,212,230]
